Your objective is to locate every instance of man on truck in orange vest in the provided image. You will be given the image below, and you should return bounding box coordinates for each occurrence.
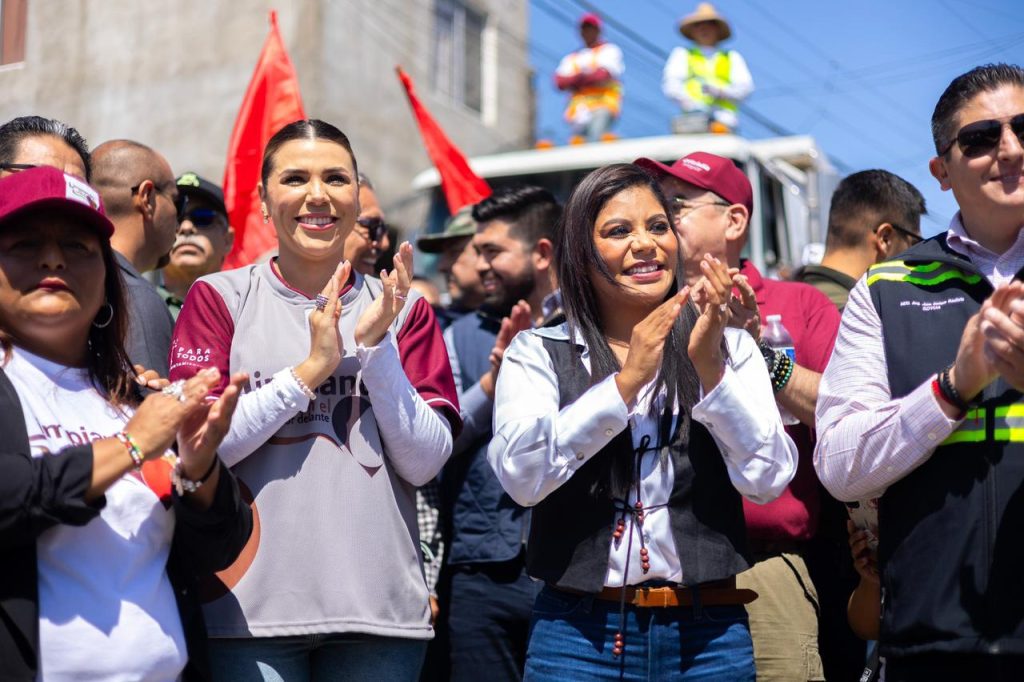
[554,13,624,145]
[663,3,753,133]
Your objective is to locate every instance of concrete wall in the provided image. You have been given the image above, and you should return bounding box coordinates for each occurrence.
[0,0,532,232]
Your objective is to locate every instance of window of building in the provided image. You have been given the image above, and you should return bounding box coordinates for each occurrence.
[432,0,485,113]
[0,0,27,66]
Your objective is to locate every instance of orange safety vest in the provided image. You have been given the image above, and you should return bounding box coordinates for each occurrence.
[563,43,623,122]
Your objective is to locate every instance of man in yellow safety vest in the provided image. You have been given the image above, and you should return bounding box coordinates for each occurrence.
[554,13,624,144]
[662,3,753,133]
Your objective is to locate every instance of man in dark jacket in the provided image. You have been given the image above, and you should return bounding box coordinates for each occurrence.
[442,185,560,682]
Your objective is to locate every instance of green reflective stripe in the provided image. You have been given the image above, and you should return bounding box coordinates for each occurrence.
[866,267,981,288]
[942,429,986,444]
[994,428,1024,442]
[994,405,1024,418]
[942,407,985,445]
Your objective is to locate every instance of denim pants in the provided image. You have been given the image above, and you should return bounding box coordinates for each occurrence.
[524,586,755,681]
[208,633,427,682]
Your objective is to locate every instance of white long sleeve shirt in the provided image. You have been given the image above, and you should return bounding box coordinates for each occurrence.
[488,324,796,586]
[815,213,1024,502]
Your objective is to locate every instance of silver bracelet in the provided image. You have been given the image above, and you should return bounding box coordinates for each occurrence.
[172,456,219,495]
[289,366,317,400]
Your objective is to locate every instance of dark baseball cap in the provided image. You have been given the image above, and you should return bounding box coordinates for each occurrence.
[0,165,114,237]
[635,152,753,214]
[176,171,226,215]
[416,206,477,254]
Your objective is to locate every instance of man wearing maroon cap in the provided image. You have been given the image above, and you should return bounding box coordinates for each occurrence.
[636,152,846,681]
[554,13,624,144]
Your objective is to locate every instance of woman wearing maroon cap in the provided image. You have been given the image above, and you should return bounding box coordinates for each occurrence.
[488,163,795,679]
[0,166,252,681]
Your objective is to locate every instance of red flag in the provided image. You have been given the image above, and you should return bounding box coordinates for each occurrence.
[222,10,306,269]
[395,66,491,213]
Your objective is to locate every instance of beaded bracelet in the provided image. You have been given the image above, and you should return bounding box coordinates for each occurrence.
[289,367,317,400]
[172,456,220,496]
[937,365,972,413]
[115,431,144,469]
[771,352,795,393]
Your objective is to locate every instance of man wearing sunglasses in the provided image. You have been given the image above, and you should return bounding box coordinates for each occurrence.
[343,173,392,277]
[795,170,926,312]
[91,139,180,377]
[160,172,234,319]
[816,63,1024,680]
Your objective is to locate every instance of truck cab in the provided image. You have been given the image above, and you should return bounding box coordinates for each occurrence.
[411,133,838,277]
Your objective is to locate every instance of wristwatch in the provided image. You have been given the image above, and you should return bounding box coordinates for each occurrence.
[757,338,778,372]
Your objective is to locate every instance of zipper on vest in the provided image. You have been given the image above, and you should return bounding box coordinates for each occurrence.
[985,402,996,576]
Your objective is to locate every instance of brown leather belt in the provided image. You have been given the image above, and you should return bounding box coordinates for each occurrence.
[581,577,758,609]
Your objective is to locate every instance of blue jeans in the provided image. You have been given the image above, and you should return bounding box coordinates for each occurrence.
[208,633,427,682]
[524,586,755,681]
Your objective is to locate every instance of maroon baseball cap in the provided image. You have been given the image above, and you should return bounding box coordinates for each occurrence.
[580,12,602,28]
[0,165,114,237]
[635,152,753,214]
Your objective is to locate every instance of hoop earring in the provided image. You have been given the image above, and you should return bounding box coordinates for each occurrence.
[92,302,114,329]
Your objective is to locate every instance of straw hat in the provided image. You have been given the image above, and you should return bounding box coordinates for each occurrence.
[679,2,732,42]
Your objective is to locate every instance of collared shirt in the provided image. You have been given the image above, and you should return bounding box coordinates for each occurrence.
[815,213,1024,502]
[793,263,859,312]
[488,322,796,586]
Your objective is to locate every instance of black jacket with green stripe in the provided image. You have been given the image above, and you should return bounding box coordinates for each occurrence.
[867,234,1024,658]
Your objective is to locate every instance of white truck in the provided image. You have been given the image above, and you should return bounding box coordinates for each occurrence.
[411,133,839,276]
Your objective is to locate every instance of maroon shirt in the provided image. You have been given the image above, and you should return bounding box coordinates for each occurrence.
[740,260,841,543]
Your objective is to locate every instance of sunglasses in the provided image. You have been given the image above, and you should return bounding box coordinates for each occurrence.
[877,222,922,246]
[131,181,188,219]
[181,208,225,229]
[939,113,1024,158]
[355,216,389,242]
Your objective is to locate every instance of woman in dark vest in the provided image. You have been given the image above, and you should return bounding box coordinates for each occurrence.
[489,163,796,680]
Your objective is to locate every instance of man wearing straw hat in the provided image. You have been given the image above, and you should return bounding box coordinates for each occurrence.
[662,2,754,133]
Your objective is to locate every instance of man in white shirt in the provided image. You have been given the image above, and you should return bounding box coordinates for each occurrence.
[662,3,753,133]
[815,63,1024,680]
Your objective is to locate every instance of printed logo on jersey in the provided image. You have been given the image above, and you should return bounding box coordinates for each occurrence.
[264,357,385,477]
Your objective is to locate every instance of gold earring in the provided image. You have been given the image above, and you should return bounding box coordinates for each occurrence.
[262,211,270,224]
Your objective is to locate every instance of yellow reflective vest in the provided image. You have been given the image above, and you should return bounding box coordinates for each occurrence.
[684,48,737,112]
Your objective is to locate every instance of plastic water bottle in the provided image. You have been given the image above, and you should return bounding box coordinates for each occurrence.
[763,314,799,425]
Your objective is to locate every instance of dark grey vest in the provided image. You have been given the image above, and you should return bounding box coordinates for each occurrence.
[525,336,749,593]
[868,235,1024,658]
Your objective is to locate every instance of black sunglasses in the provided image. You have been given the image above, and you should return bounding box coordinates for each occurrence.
[355,216,389,241]
[878,222,923,246]
[131,181,188,219]
[181,208,224,229]
[939,113,1024,158]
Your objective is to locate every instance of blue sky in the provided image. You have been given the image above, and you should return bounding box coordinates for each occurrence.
[529,0,1024,235]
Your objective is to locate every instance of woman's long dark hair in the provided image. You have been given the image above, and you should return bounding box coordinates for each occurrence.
[88,240,135,406]
[0,237,135,407]
[556,163,701,498]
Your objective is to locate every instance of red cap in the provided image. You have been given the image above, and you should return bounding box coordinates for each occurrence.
[580,12,602,28]
[0,166,114,237]
[634,152,753,214]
